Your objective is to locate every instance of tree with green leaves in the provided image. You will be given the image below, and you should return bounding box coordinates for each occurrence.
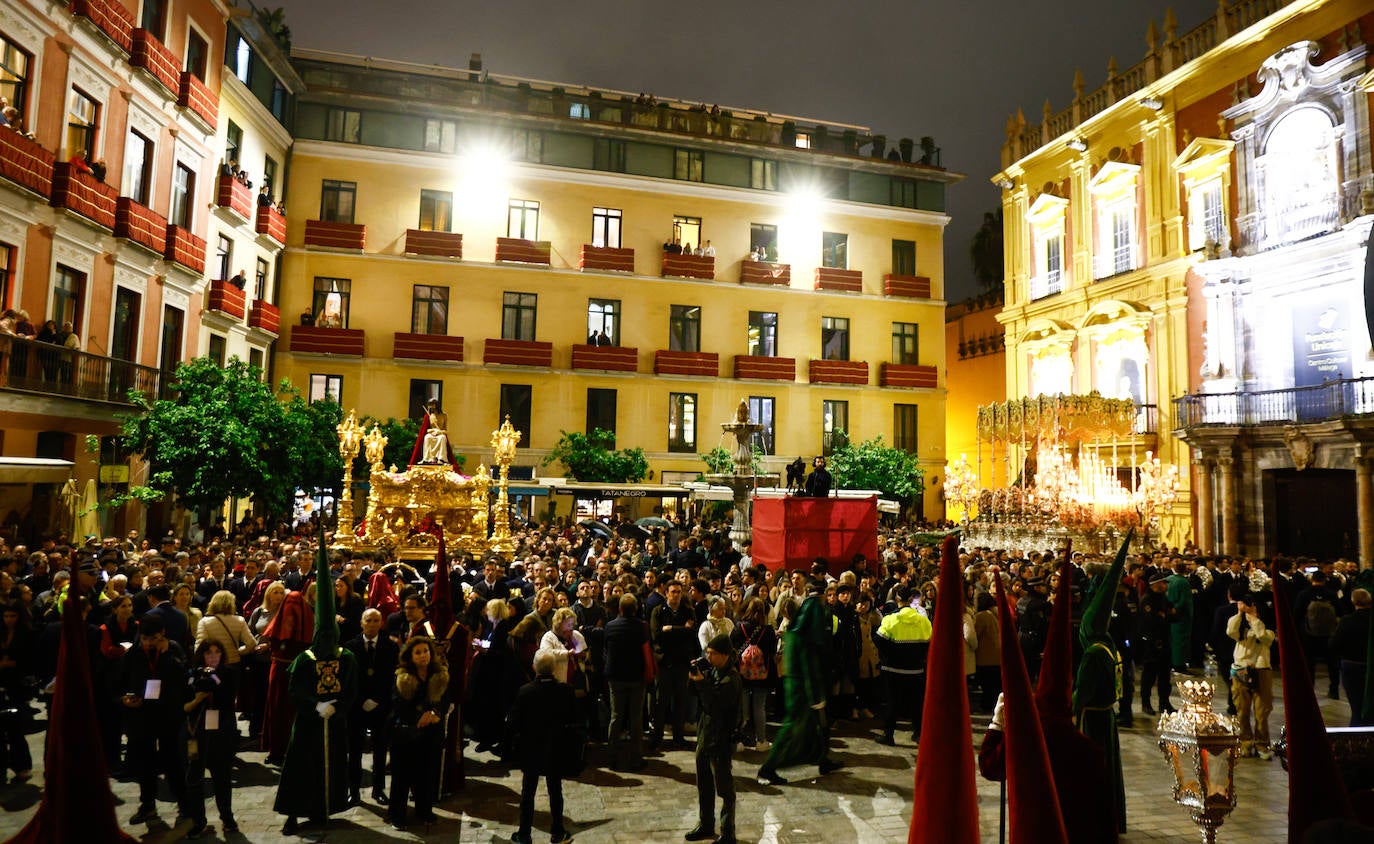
[542,429,648,483]
[827,433,925,514]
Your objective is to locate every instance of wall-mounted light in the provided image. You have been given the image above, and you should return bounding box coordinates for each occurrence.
[1139,96,1164,111]
[996,178,1014,190]
[1066,138,1088,152]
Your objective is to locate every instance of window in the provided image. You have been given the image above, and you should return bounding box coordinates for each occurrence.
[507,199,539,239]
[592,207,622,248]
[669,305,700,353]
[270,80,287,123]
[409,379,442,422]
[312,277,351,328]
[1261,107,1340,247]
[411,284,448,335]
[894,404,918,453]
[170,163,194,228]
[0,243,11,311]
[672,215,701,252]
[224,120,242,167]
[748,311,777,357]
[158,305,183,375]
[207,334,226,366]
[822,232,848,269]
[185,28,209,80]
[500,384,532,445]
[248,348,263,372]
[52,265,85,328]
[891,178,917,208]
[419,189,452,232]
[325,108,361,144]
[423,119,457,154]
[512,129,543,163]
[587,299,620,346]
[263,155,278,195]
[234,36,251,84]
[674,148,704,182]
[794,131,811,150]
[66,88,98,159]
[892,239,916,276]
[594,138,626,172]
[668,393,697,453]
[254,257,269,300]
[111,287,140,361]
[892,322,918,365]
[1110,205,1134,275]
[586,388,616,441]
[1031,232,1063,300]
[821,316,850,361]
[214,234,231,281]
[750,159,777,191]
[822,400,849,455]
[750,224,778,262]
[309,374,342,404]
[1188,178,1226,251]
[0,36,31,118]
[749,396,775,455]
[320,180,356,224]
[139,0,167,39]
[502,292,537,340]
[123,129,153,205]
[569,102,590,120]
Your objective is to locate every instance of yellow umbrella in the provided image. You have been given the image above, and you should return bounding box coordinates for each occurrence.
[78,478,101,541]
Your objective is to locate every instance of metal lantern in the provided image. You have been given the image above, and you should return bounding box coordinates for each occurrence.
[1157,679,1240,844]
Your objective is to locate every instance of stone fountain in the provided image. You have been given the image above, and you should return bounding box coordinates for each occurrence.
[704,399,778,548]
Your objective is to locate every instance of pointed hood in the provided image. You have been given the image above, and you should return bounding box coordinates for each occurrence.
[1035,541,1074,721]
[430,532,455,640]
[910,533,980,844]
[1271,561,1353,839]
[311,523,339,657]
[995,574,1068,844]
[367,571,400,619]
[1079,531,1132,647]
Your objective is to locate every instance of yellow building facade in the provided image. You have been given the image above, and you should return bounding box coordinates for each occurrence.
[943,291,1005,521]
[267,52,960,522]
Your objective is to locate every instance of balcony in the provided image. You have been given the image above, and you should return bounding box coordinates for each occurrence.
[484,338,553,367]
[215,173,253,221]
[50,163,118,230]
[571,344,637,373]
[661,253,714,280]
[113,197,167,255]
[70,0,134,54]
[1028,270,1064,301]
[579,244,634,273]
[495,237,550,265]
[164,224,205,274]
[654,350,719,377]
[177,71,217,129]
[0,131,54,198]
[404,229,463,259]
[884,274,932,299]
[130,28,180,95]
[1093,248,1138,281]
[734,355,795,381]
[256,205,287,245]
[304,219,365,251]
[289,325,364,357]
[741,260,790,286]
[248,301,280,335]
[880,363,938,389]
[1175,379,1374,429]
[809,359,869,386]
[393,332,464,362]
[206,280,247,320]
[815,266,862,292]
[0,333,159,405]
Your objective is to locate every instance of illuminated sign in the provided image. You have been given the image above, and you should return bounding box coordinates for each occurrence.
[1291,300,1351,389]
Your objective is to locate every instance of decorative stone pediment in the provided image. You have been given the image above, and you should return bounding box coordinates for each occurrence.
[1087,161,1139,201]
[1173,137,1235,187]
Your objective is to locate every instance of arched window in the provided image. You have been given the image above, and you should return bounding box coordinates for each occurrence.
[1261,107,1339,246]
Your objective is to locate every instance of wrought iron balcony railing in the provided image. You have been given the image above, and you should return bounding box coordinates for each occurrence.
[1174,377,1374,429]
[0,333,161,405]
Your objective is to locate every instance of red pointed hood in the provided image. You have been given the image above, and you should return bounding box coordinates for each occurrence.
[1035,542,1074,721]
[909,533,980,844]
[430,533,455,640]
[368,571,400,619]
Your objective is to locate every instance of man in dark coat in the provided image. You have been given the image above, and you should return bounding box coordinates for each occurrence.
[120,615,187,826]
[650,581,698,747]
[688,634,742,844]
[804,456,832,498]
[506,651,577,844]
[344,607,399,805]
[603,593,648,772]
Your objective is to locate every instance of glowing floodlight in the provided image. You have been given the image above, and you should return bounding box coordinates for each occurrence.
[457,141,512,200]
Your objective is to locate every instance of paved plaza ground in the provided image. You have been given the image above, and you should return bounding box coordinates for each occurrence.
[0,680,1350,843]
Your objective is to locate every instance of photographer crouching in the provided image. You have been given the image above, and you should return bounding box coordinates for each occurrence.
[687,634,741,844]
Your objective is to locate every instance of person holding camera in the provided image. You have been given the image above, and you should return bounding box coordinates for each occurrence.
[182,640,240,838]
[1226,592,1275,759]
[687,634,742,844]
[119,615,188,826]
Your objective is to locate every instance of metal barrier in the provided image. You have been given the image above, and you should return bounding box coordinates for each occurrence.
[0,333,161,405]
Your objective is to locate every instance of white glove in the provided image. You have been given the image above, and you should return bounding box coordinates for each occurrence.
[989,693,1006,732]
[315,701,337,720]
[810,700,826,711]
[362,699,378,713]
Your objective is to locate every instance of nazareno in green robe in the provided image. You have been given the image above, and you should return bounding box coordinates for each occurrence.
[1073,638,1126,833]
[273,647,359,818]
[762,595,835,770]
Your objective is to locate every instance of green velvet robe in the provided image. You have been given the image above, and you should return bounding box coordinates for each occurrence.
[1074,639,1125,833]
[762,596,834,770]
[273,647,359,818]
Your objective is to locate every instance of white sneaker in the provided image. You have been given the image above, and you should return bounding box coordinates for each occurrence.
[754,741,771,752]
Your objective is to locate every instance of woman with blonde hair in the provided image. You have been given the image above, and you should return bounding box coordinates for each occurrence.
[468,598,519,752]
[195,590,259,666]
[389,636,448,830]
[536,607,587,686]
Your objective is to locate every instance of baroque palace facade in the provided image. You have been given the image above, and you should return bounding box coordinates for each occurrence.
[994,0,1374,563]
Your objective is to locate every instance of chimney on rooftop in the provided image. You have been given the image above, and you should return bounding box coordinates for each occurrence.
[469,53,482,81]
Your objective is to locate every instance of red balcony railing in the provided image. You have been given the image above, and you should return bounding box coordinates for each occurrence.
[177,71,217,128]
[248,301,280,335]
[404,229,463,259]
[809,359,869,385]
[484,338,553,367]
[289,325,365,356]
[304,219,365,250]
[256,205,286,245]
[579,245,634,273]
[884,274,932,298]
[0,131,54,198]
[164,224,205,273]
[216,173,253,220]
[70,0,134,53]
[740,260,790,286]
[495,237,551,264]
[0,333,160,404]
[114,197,167,254]
[51,163,118,229]
[131,28,180,95]
[571,344,637,373]
[662,253,714,280]
[206,279,247,320]
[880,363,938,389]
[815,266,862,292]
[653,350,719,377]
[393,332,464,362]
[734,355,796,381]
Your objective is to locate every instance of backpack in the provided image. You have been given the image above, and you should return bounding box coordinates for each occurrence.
[739,624,768,681]
[1304,596,1338,638]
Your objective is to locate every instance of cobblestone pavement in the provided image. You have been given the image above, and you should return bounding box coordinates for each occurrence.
[0,676,1351,843]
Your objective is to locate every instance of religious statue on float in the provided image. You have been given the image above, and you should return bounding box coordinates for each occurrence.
[413,398,456,468]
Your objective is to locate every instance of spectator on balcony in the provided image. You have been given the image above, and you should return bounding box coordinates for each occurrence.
[90,160,107,183]
[258,185,274,207]
[275,201,287,216]
[222,159,238,178]
[0,97,8,126]
[68,151,93,176]
[236,170,253,189]
[702,240,715,258]
[749,246,765,263]
[683,242,695,256]
[12,310,32,338]
[587,330,611,347]
[0,309,15,335]
[229,270,248,291]
[664,239,683,255]
[61,322,80,350]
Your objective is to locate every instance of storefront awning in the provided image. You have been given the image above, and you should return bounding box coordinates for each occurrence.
[551,481,692,499]
[0,457,75,485]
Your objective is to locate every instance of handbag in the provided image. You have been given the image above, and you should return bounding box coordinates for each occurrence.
[1232,665,1258,691]
[641,639,657,684]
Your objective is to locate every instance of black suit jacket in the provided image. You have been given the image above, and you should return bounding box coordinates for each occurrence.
[344,633,399,712]
[143,602,190,650]
[506,675,577,775]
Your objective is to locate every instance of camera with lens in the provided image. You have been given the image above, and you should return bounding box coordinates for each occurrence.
[191,666,219,693]
[690,656,711,676]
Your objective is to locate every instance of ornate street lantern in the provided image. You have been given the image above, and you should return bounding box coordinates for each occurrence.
[1157,679,1240,844]
[333,410,364,546]
[489,415,523,557]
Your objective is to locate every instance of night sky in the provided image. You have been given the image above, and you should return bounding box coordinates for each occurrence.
[274,0,1218,301]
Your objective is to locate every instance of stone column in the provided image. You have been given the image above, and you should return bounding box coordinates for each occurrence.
[1357,446,1374,570]
[1195,456,1215,554]
[1217,455,1239,556]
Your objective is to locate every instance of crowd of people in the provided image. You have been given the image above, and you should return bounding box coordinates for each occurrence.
[0,514,1370,840]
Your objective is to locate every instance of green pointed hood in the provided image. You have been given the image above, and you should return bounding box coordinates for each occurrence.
[311,522,339,657]
[1079,529,1132,647]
